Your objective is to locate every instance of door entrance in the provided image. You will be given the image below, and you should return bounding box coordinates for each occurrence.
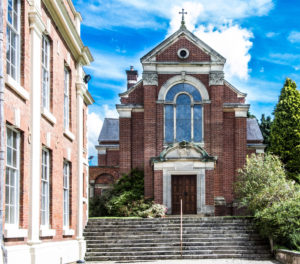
[171,175,197,214]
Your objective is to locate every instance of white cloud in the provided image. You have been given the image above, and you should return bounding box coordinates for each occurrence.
[288,31,300,43]
[87,51,143,82]
[266,32,279,38]
[75,0,273,30]
[193,23,253,80]
[87,111,102,164]
[260,67,264,73]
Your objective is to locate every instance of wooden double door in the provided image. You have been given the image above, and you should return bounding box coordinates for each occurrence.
[171,175,197,214]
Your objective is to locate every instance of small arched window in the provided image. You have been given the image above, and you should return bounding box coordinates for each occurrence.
[164,83,203,143]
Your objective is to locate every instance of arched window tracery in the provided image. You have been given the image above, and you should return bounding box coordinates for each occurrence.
[164,83,203,143]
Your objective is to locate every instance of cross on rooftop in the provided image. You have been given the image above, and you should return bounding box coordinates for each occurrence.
[179,8,187,26]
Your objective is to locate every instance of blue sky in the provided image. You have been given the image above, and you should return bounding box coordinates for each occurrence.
[72,0,300,163]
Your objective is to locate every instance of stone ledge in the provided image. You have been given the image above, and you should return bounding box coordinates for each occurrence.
[276,249,300,264]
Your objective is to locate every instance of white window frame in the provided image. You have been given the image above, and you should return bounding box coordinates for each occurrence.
[63,161,70,228]
[6,0,21,82]
[5,126,20,226]
[42,35,51,110]
[164,92,204,144]
[41,148,50,227]
[64,67,70,130]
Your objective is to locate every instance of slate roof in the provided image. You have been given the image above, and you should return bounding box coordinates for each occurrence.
[247,118,263,142]
[98,118,119,142]
[98,118,263,143]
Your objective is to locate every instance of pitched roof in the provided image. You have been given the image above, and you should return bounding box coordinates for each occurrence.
[98,118,119,142]
[247,118,263,142]
[98,118,263,143]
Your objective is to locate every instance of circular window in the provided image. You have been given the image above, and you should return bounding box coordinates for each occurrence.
[177,48,189,59]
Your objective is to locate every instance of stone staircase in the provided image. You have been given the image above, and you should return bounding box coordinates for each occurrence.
[84,217,272,261]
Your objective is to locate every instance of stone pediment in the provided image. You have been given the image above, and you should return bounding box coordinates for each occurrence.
[152,141,217,163]
[141,26,226,65]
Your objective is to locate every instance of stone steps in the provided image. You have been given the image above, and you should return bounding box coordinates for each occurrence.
[84,217,272,261]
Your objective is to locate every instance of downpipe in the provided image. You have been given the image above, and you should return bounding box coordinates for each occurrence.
[0,0,8,263]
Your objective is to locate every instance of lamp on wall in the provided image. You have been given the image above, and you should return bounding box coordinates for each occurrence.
[83,74,91,84]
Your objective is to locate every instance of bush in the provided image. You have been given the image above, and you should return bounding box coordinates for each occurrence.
[139,203,167,218]
[235,153,300,251]
[89,169,166,218]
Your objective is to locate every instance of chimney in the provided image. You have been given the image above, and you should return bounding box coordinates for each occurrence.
[126,66,138,90]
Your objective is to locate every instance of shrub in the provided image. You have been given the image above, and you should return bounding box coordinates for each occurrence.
[89,169,166,218]
[139,203,167,218]
[235,153,300,251]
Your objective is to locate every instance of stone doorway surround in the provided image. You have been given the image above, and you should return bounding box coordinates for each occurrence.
[152,141,217,215]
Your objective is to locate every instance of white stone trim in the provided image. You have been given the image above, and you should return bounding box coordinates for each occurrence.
[39,227,56,237]
[14,108,21,128]
[235,110,248,117]
[98,149,106,155]
[5,239,85,264]
[41,107,57,125]
[63,228,75,236]
[4,226,28,238]
[63,129,75,141]
[160,163,213,215]
[117,107,132,118]
[5,75,30,100]
[158,75,209,101]
[142,72,158,86]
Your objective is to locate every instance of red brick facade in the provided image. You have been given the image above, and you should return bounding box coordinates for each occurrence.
[2,0,93,262]
[92,27,264,216]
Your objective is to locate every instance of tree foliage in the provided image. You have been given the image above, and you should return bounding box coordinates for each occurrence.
[269,78,300,182]
[235,153,300,251]
[259,114,272,151]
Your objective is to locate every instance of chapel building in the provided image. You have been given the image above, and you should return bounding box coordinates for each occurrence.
[90,22,264,216]
[1,0,93,263]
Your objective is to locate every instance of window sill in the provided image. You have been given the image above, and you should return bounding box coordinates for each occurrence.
[41,107,57,125]
[4,226,28,238]
[63,228,75,236]
[39,227,56,237]
[64,129,75,141]
[5,75,30,101]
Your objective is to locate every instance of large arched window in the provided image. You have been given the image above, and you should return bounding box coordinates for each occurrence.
[164,83,203,143]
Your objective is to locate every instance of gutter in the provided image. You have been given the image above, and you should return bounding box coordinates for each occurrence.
[0,0,7,263]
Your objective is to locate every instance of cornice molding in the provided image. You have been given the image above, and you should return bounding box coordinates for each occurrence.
[42,0,93,65]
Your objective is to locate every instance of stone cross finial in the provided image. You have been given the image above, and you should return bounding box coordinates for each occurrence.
[179,8,187,26]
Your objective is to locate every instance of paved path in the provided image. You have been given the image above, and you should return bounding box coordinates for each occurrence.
[86,259,280,264]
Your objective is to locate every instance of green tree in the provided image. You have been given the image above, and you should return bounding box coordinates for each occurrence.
[269,78,300,182]
[259,114,272,151]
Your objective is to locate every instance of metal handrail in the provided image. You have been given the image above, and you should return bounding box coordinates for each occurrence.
[180,198,183,257]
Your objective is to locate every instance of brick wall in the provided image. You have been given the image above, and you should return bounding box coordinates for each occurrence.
[156,36,211,62]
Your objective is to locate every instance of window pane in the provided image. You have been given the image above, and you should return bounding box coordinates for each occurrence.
[176,94,191,142]
[166,83,201,102]
[164,105,174,143]
[7,147,12,166]
[194,105,202,142]
[5,205,9,223]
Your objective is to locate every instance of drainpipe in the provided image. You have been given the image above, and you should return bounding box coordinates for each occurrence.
[0,0,8,263]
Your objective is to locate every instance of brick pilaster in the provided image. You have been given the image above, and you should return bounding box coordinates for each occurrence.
[210,85,224,198]
[144,84,157,198]
[154,170,163,204]
[234,117,247,196]
[119,117,132,174]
